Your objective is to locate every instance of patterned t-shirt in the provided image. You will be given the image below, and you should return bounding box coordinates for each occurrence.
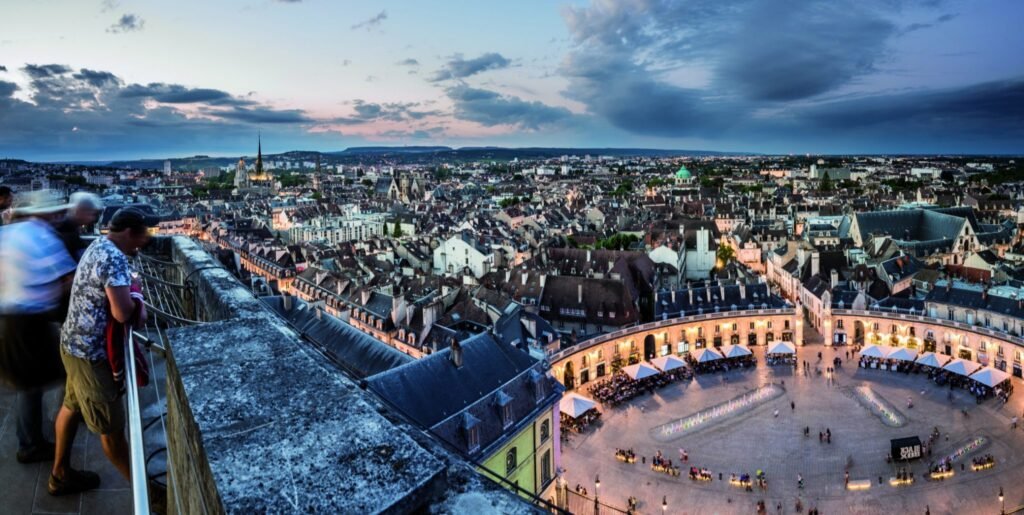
[61,237,134,361]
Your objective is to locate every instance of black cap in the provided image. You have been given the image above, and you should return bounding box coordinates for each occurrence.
[108,207,159,232]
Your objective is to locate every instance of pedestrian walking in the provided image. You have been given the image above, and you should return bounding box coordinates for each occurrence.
[0,190,78,466]
[791,401,795,411]
[1012,416,1018,429]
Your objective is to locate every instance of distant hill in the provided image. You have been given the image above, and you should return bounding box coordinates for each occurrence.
[55,146,756,170]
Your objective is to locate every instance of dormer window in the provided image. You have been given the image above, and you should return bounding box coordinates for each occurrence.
[496,391,514,429]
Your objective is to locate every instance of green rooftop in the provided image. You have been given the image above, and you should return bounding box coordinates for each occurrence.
[676,164,692,179]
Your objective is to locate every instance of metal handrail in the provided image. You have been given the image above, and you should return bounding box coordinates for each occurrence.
[124,329,151,514]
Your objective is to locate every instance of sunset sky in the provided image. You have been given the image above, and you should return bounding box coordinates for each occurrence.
[1,0,1022,160]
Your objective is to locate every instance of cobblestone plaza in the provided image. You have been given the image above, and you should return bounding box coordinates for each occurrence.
[561,342,1024,514]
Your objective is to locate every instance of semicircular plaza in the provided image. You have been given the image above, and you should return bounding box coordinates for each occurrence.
[553,310,1024,515]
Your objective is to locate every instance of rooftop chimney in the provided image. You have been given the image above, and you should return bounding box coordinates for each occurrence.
[522,273,528,286]
[449,338,463,368]
[671,290,676,303]
[706,285,712,303]
[283,295,293,311]
[688,286,694,305]
[830,269,839,289]
[578,283,583,304]
[539,274,546,288]
[739,279,746,300]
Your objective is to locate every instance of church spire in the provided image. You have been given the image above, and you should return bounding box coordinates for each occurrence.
[255,131,264,176]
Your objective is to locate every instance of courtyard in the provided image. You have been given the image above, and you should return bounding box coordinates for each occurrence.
[561,342,1024,514]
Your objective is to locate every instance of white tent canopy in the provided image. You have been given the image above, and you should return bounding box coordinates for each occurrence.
[693,348,724,363]
[943,358,982,377]
[887,347,919,362]
[767,341,796,355]
[560,392,598,419]
[915,352,950,368]
[860,344,895,359]
[651,354,687,372]
[622,362,661,380]
[721,344,753,359]
[969,367,1011,388]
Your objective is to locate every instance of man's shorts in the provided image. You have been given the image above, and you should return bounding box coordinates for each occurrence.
[60,349,124,435]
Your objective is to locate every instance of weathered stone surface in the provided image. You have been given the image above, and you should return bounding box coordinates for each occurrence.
[161,237,533,514]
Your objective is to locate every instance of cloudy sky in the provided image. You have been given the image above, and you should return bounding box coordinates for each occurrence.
[1,0,1022,160]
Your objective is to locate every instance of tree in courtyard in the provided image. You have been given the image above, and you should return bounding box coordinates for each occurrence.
[820,171,834,192]
[392,221,403,238]
[716,243,736,268]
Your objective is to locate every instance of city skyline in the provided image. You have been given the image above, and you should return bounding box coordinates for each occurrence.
[2,0,1023,161]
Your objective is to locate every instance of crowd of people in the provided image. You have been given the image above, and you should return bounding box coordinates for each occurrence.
[931,369,1014,403]
[586,366,689,407]
[0,188,156,496]
[614,448,636,463]
[689,354,756,374]
[561,408,600,434]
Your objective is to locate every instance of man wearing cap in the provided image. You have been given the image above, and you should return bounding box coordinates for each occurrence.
[0,190,77,465]
[50,208,151,495]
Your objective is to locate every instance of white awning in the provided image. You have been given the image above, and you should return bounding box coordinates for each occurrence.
[969,367,1011,388]
[622,362,661,380]
[651,354,687,372]
[767,341,796,355]
[887,347,919,362]
[693,347,724,363]
[860,344,895,359]
[721,344,753,359]
[559,392,598,419]
[943,358,982,377]
[915,352,950,368]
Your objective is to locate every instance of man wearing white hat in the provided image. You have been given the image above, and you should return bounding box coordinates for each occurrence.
[0,190,77,465]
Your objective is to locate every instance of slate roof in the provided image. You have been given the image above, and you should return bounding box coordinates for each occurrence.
[854,209,965,243]
[655,282,786,317]
[262,296,413,378]
[926,283,1024,319]
[366,333,546,429]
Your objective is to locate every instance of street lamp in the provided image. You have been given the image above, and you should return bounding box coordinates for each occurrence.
[1000,486,1005,514]
[594,474,600,498]
[662,496,668,513]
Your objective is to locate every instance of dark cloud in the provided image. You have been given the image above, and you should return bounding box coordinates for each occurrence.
[445,85,572,130]
[119,83,250,105]
[24,64,72,78]
[429,53,511,82]
[214,107,311,124]
[107,13,144,34]
[332,100,440,125]
[396,58,419,66]
[553,0,1024,151]
[0,81,17,98]
[715,2,894,101]
[0,64,323,160]
[73,69,119,88]
[798,78,1024,134]
[351,10,387,30]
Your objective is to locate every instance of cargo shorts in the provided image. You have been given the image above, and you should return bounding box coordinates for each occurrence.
[60,349,125,435]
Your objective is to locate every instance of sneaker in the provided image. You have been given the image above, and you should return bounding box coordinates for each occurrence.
[47,468,101,496]
[15,441,55,464]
